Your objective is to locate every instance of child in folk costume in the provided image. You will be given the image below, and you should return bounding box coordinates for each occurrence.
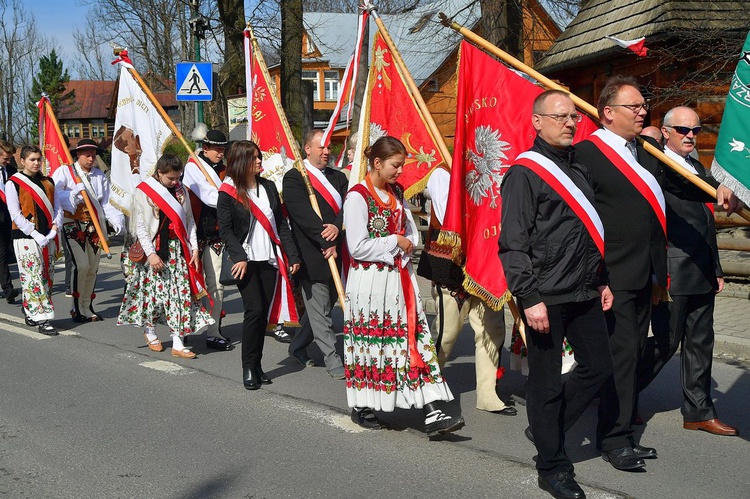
[5,146,62,335]
[117,153,213,358]
[343,136,464,437]
[217,140,300,390]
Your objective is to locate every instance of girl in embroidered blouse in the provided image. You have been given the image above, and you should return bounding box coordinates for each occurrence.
[343,136,464,437]
[6,145,62,335]
[117,153,213,358]
[217,140,300,390]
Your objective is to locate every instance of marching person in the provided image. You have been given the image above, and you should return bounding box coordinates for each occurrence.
[117,153,213,358]
[217,140,300,390]
[418,165,516,416]
[182,129,233,351]
[0,140,19,304]
[500,90,613,499]
[6,145,62,335]
[575,76,738,470]
[636,106,739,436]
[283,129,347,377]
[53,139,124,322]
[344,136,464,437]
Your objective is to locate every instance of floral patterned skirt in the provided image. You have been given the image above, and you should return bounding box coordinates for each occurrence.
[344,259,453,412]
[117,238,213,336]
[14,239,56,322]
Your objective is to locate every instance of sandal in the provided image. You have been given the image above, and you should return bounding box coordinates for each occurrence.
[143,332,164,352]
[351,408,383,430]
[172,347,197,359]
[206,335,233,351]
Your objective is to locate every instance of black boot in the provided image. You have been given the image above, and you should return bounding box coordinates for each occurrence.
[243,368,260,390]
[423,402,465,437]
[255,366,272,384]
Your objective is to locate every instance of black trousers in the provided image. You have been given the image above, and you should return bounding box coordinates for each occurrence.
[597,284,651,451]
[236,261,277,370]
[525,298,612,476]
[638,293,718,422]
[0,219,14,294]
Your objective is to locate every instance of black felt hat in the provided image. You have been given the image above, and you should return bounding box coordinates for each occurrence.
[73,139,104,155]
[202,130,228,147]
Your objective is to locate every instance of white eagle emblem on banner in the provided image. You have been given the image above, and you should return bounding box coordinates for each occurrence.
[465,125,511,208]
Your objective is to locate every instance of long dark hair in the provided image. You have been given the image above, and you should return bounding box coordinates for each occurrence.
[225,140,261,209]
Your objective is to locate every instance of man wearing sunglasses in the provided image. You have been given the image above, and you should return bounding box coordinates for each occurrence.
[575,76,739,472]
[636,106,739,437]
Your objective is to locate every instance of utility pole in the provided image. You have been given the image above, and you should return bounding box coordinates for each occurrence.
[189,0,209,125]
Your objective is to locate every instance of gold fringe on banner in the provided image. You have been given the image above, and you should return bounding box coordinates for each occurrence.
[462,273,512,312]
[435,229,464,264]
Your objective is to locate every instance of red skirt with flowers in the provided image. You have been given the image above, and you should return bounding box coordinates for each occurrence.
[344,258,453,412]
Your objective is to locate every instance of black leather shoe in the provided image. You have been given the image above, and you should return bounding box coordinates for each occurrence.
[601,447,646,470]
[70,311,90,323]
[5,288,18,304]
[243,368,260,390]
[631,443,657,459]
[538,471,585,499]
[24,313,38,327]
[492,406,517,416]
[206,335,233,351]
[351,408,383,430]
[255,367,272,385]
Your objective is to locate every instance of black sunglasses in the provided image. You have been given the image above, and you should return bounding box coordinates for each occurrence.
[666,125,701,135]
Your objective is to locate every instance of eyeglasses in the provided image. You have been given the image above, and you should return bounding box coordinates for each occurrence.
[609,102,651,114]
[665,125,702,135]
[610,102,650,112]
[536,113,583,124]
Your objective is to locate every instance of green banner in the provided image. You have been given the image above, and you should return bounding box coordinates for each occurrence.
[712,31,750,204]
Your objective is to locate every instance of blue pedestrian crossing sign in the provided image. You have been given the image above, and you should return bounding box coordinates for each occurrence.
[176,62,213,101]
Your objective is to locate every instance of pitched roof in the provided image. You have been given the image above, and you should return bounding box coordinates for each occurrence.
[58,80,116,120]
[536,0,750,72]
[302,0,482,85]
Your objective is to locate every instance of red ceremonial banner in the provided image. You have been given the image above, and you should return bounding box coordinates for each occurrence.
[364,32,445,198]
[441,41,596,309]
[37,96,73,175]
[244,29,297,160]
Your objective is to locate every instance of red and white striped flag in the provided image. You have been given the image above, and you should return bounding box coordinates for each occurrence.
[604,35,648,57]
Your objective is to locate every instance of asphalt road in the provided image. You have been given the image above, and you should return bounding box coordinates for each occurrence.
[1,255,749,498]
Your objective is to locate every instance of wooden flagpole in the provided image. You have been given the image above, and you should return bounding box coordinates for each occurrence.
[246,25,346,309]
[367,6,452,168]
[41,97,112,257]
[112,49,217,190]
[439,13,750,223]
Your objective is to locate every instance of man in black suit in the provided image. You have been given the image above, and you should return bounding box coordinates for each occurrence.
[575,77,737,471]
[283,129,348,378]
[636,106,739,437]
[0,140,18,303]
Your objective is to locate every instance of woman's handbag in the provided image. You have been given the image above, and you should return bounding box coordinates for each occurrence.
[219,250,241,286]
[128,240,147,264]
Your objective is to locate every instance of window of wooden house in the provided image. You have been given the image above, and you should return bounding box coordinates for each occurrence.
[324,71,339,101]
[302,70,320,101]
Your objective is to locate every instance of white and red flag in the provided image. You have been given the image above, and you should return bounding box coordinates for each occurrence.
[604,35,648,57]
[110,51,174,214]
[441,40,597,309]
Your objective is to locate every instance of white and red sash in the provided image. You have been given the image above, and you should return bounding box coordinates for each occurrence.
[187,155,222,187]
[303,160,352,283]
[11,173,57,285]
[304,160,342,213]
[136,177,208,302]
[0,182,6,204]
[219,181,298,324]
[515,151,605,256]
[588,129,666,235]
[69,164,106,232]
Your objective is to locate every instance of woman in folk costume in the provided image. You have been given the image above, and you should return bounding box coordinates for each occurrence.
[217,140,300,390]
[343,136,464,437]
[5,146,62,335]
[117,153,213,358]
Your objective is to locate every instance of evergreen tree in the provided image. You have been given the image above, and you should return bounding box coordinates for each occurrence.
[27,50,75,140]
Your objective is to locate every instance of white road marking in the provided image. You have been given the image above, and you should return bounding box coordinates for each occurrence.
[139,360,190,374]
[0,311,79,338]
[269,399,366,433]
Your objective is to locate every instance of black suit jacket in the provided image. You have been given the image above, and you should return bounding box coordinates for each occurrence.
[663,156,721,295]
[575,135,714,291]
[217,176,299,267]
[282,166,347,281]
[0,162,18,226]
